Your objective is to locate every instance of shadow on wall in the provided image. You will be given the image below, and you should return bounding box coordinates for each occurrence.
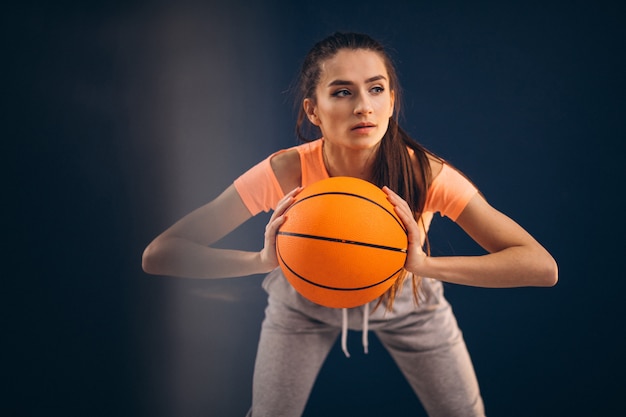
[118,4,293,417]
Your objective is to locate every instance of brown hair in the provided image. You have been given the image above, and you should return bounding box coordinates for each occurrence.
[295,32,441,309]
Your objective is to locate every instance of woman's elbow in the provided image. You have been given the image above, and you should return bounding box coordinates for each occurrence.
[142,241,163,275]
[537,253,559,287]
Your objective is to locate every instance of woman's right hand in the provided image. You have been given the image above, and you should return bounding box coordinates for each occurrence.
[259,186,302,271]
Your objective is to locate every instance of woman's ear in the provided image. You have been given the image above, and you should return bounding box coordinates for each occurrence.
[303,98,320,126]
[388,89,396,118]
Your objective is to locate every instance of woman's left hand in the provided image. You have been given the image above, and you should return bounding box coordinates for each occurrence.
[383,186,427,275]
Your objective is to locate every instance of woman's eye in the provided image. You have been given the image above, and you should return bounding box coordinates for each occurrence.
[371,86,385,94]
[332,89,351,97]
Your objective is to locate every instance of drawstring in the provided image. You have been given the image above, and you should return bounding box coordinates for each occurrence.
[341,308,350,358]
[340,304,370,358]
[362,303,369,354]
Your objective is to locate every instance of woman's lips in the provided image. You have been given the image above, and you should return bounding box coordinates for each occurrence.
[351,122,376,133]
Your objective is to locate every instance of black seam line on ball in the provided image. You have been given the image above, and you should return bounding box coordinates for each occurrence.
[287,191,407,234]
[277,245,404,291]
[277,231,407,253]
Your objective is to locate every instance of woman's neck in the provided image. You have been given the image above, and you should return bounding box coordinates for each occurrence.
[322,139,379,180]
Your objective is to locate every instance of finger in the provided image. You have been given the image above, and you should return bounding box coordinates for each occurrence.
[267,187,302,236]
[382,186,405,201]
[266,214,287,237]
[268,196,296,228]
[281,185,302,203]
[286,185,303,198]
[382,186,422,245]
[383,186,411,210]
[274,186,302,217]
[383,186,413,219]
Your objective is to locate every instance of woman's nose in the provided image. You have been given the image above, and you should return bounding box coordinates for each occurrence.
[354,93,373,115]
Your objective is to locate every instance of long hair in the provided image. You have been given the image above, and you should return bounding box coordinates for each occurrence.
[295,32,441,309]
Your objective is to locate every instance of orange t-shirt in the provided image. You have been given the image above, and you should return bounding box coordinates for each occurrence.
[234,139,477,233]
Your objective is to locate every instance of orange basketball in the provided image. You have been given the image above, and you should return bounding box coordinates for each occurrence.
[276,176,408,308]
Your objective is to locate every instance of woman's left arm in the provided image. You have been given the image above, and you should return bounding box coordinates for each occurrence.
[385,189,558,288]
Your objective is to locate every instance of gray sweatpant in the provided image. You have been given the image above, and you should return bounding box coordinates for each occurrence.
[246,268,485,417]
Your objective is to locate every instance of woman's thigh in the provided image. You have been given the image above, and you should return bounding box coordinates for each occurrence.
[376,301,485,417]
[248,296,340,417]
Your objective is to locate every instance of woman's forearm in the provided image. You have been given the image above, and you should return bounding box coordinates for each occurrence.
[142,236,272,279]
[416,245,558,288]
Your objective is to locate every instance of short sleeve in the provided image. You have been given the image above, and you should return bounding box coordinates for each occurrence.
[425,164,478,221]
[233,153,285,215]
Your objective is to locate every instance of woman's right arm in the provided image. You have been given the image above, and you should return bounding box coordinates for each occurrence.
[141,184,300,279]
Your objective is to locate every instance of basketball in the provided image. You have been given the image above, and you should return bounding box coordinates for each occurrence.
[276,176,408,308]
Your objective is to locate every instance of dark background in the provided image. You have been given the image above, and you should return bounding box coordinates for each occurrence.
[5,0,625,416]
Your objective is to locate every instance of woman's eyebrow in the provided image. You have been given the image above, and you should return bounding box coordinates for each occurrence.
[327,75,387,87]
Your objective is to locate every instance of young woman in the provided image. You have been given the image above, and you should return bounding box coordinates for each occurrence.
[142,32,558,417]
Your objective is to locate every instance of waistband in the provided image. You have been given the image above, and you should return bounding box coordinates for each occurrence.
[261,268,444,357]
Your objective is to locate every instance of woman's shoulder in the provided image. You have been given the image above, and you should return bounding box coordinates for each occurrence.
[270,148,300,174]
[409,150,444,186]
[428,154,444,181]
[270,148,302,193]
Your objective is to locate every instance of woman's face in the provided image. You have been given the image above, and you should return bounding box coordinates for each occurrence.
[304,49,395,151]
